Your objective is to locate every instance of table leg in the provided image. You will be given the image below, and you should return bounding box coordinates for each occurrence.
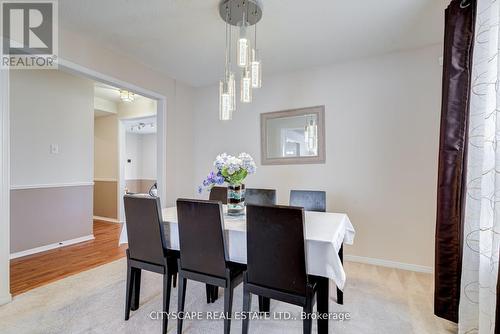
[258,296,270,313]
[337,243,344,305]
[317,276,329,334]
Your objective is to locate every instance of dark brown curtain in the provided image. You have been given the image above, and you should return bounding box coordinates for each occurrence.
[434,0,476,323]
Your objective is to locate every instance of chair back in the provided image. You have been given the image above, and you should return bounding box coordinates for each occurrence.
[245,188,276,206]
[246,204,308,296]
[124,194,166,266]
[209,186,227,204]
[176,199,227,278]
[290,190,326,212]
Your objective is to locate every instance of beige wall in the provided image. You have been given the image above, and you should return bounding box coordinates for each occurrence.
[94,115,118,180]
[93,181,118,219]
[192,45,442,269]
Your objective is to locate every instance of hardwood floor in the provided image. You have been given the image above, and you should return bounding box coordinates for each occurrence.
[10,220,127,296]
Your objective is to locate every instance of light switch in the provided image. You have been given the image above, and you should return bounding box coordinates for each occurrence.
[50,144,59,154]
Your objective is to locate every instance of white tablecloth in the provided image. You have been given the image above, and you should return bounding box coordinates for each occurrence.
[120,206,355,290]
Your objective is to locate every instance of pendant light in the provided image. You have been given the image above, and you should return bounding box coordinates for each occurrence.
[237,12,250,68]
[251,25,262,88]
[219,11,235,120]
[218,0,263,117]
[241,67,252,103]
[305,116,318,154]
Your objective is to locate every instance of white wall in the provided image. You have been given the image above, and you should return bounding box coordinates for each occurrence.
[125,132,157,180]
[192,45,442,269]
[141,134,157,180]
[10,70,94,186]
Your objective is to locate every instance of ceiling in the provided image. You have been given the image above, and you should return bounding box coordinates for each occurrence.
[60,0,447,87]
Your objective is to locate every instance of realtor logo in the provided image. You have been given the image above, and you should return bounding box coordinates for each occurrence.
[1,0,58,69]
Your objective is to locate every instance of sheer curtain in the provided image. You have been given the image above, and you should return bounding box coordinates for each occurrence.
[460,0,500,333]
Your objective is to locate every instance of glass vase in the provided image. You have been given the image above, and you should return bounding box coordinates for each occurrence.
[227,184,245,216]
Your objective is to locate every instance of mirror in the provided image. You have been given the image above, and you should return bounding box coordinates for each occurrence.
[261,106,325,165]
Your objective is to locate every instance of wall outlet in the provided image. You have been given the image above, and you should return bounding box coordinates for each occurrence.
[50,144,59,154]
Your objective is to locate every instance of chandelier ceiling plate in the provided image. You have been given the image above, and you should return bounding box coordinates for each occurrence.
[219,0,263,26]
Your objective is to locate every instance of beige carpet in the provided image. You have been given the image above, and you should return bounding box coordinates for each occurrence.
[0,259,457,333]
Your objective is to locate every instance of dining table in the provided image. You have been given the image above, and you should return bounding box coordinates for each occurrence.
[119,205,355,334]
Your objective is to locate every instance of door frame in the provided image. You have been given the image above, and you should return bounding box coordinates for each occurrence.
[0,66,11,305]
[0,58,168,304]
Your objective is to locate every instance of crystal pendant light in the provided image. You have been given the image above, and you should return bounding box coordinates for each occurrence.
[241,67,252,103]
[219,13,235,120]
[251,25,262,88]
[237,13,250,68]
[219,80,232,120]
[305,117,318,154]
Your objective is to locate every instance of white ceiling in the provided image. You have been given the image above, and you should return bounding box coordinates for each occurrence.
[60,0,447,87]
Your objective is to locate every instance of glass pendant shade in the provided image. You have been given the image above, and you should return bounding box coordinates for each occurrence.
[228,71,236,111]
[251,49,262,88]
[219,79,232,120]
[240,68,252,103]
[237,23,250,68]
[305,119,318,153]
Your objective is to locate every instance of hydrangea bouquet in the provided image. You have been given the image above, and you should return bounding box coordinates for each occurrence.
[199,152,256,193]
[199,152,256,216]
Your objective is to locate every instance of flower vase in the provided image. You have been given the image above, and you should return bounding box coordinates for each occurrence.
[227,184,245,216]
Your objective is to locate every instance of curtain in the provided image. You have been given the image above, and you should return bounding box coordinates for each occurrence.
[460,0,500,332]
[435,0,477,323]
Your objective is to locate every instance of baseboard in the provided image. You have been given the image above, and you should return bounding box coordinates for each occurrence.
[10,234,95,260]
[93,216,120,223]
[0,293,12,305]
[344,255,433,274]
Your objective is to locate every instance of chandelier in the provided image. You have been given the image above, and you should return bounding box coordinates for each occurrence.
[119,90,135,103]
[219,0,263,120]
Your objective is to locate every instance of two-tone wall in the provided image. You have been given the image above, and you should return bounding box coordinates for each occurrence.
[125,132,157,194]
[10,70,94,255]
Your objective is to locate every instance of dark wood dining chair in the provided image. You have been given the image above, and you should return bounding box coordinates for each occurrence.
[290,190,326,212]
[209,186,228,204]
[244,188,276,206]
[176,199,245,334]
[123,194,179,334]
[289,189,343,305]
[243,204,329,334]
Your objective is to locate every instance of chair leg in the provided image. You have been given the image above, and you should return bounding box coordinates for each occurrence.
[258,296,270,313]
[125,264,133,321]
[177,275,187,334]
[162,272,173,334]
[242,288,252,334]
[131,268,142,311]
[223,286,234,334]
[205,284,212,303]
[211,285,219,303]
[317,277,329,334]
[303,299,313,334]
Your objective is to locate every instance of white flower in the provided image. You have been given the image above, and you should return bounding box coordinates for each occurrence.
[238,152,256,174]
